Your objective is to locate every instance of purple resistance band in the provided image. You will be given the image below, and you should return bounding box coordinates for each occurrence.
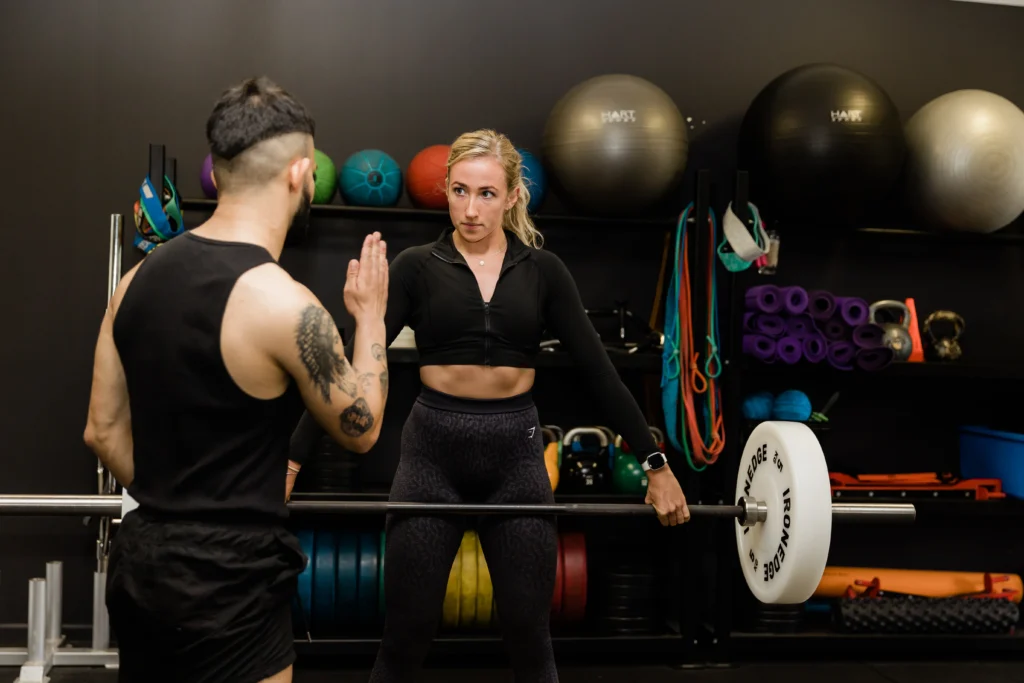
[776,336,803,364]
[827,341,856,370]
[745,285,783,314]
[852,323,885,349]
[743,334,777,362]
[780,286,809,315]
[802,333,828,363]
[808,290,837,321]
[836,297,869,327]
[856,347,895,372]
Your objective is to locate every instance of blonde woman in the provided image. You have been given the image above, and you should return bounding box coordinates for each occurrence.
[293,129,690,680]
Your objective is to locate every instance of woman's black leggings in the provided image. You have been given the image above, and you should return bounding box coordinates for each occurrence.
[369,387,558,682]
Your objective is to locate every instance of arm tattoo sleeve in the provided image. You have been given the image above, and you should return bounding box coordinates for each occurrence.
[296,305,357,402]
[379,369,389,399]
[371,343,386,363]
[339,397,374,436]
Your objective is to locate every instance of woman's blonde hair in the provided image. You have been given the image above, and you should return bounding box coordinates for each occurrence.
[446,129,544,249]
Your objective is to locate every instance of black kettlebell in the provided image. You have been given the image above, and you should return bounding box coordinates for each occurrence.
[560,427,609,492]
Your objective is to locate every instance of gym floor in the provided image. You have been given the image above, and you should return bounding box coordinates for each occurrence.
[6,662,1024,682]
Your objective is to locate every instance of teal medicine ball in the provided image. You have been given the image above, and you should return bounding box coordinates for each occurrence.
[772,390,812,422]
[518,148,547,213]
[340,149,403,207]
[742,391,775,421]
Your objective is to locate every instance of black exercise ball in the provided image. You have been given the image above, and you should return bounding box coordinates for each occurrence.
[738,63,906,223]
[542,74,689,215]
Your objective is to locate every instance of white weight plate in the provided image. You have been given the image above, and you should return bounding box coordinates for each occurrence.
[735,421,831,604]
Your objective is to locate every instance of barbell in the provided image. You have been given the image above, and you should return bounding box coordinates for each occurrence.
[0,422,913,605]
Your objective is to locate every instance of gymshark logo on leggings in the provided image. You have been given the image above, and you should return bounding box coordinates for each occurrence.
[830,110,863,122]
[526,427,536,439]
[602,110,637,123]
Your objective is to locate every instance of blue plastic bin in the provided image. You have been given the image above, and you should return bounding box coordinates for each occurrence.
[959,425,1024,499]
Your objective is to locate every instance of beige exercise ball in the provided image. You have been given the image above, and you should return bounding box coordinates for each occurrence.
[905,89,1024,233]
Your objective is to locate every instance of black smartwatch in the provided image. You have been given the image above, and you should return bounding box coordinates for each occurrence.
[641,451,667,472]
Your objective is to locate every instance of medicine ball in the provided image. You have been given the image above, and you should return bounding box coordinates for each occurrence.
[738,63,906,223]
[518,148,547,213]
[313,149,337,204]
[542,74,689,215]
[200,154,217,199]
[904,89,1024,234]
[406,144,451,210]
[340,149,403,207]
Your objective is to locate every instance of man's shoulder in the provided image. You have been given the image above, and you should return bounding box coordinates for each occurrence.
[234,262,313,315]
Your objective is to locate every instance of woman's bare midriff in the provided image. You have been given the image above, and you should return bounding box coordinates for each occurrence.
[419,365,536,399]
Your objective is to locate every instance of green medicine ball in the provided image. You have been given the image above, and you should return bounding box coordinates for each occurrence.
[313,149,338,204]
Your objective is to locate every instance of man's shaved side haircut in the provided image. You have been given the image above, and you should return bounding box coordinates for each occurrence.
[205,77,316,193]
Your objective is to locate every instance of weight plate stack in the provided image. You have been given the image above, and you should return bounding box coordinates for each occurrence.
[313,529,338,632]
[592,551,660,635]
[335,533,359,629]
[358,532,379,626]
[839,596,1020,634]
[293,529,315,635]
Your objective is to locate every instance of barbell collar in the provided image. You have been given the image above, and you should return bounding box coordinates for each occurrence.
[0,494,914,523]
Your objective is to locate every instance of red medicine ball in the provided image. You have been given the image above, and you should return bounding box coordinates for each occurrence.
[406,144,451,210]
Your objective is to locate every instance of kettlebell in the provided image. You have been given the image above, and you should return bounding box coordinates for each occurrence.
[540,428,560,492]
[560,427,609,492]
[612,435,648,495]
[869,300,913,362]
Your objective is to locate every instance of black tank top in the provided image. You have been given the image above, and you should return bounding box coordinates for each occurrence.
[113,232,303,523]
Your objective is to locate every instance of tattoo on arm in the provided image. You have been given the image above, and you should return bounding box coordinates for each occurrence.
[339,397,374,436]
[379,369,389,399]
[371,343,386,363]
[296,305,357,402]
[356,371,376,393]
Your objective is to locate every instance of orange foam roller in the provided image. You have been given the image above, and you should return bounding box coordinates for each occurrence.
[815,566,1023,603]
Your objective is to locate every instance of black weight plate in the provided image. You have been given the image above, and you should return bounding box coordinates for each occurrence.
[602,572,657,584]
[600,595,658,611]
[604,583,659,599]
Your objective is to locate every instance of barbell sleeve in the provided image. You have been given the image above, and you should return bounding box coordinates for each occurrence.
[0,494,914,523]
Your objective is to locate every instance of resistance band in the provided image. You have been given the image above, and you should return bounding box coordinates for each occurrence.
[661,203,725,471]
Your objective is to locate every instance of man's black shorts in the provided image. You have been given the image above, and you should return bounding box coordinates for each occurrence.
[107,509,307,683]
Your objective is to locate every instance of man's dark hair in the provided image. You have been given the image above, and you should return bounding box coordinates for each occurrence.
[206,77,315,161]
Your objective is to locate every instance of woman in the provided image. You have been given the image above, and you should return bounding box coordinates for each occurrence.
[293,129,690,682]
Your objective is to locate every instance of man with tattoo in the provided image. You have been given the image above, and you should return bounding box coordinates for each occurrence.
[83,77,389,683]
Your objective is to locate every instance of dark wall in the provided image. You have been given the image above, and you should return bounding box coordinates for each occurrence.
[2,0,1024,633]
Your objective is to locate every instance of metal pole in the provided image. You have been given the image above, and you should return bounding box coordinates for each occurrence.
[92,571,109,651]
[0,494,916,522]
[45,562,62,643]
[26,578,46,663]
[831,502,918,523]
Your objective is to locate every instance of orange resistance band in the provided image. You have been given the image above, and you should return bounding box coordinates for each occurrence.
[677,214,725,466]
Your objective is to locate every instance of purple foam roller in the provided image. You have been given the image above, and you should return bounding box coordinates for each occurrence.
[837,297,869,326]
[745,285,783,313]
[743,334,777,362]
[827,341,856,371]
[785,314,814,339]
[808,290,837,321]
[852,323,885,349]
[821,318,850,342]
[802,333,828,363]
[744,313,786,338]
[776,336,803,364]
[781,286,809,315]
[856,347,895,372]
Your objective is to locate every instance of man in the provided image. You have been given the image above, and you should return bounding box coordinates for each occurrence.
[83,76,389,683]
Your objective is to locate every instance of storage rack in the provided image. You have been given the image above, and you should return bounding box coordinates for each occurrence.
[7,145,1024,677]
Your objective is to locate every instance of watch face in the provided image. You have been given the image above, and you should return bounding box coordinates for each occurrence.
[647,453,666,469]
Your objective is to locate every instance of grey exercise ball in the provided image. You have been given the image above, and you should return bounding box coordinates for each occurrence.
[905,89,1024,233]
[542,74,689,215]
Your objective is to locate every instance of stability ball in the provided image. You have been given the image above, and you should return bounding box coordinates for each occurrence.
[518,148,547,213]
[904,89,1024,234]
[406,144,450,210]
[340,149,403,207]
[542,74,688,215]
[738,63,906,222]
[313,149,337,204]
